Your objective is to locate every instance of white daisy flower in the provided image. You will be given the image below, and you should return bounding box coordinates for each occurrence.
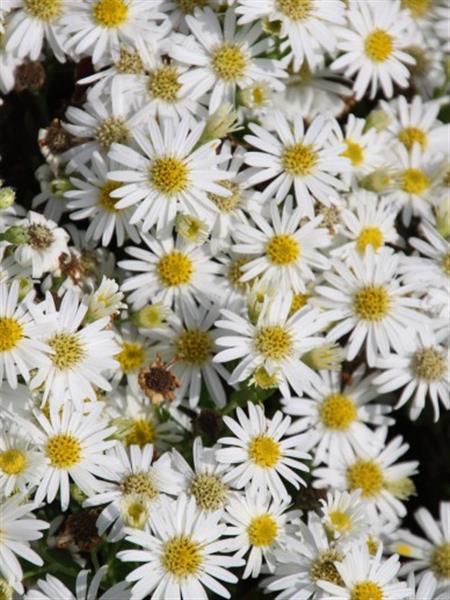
[224,488,297,578]
[108,115,232,233]
[380,95,450,156]
[12,210,69,277]
[171,436,230,513]
[0,493,48,594]
[118,493,244,600]
[317,543,410,600]
[392,502,450,593]
[84,442,183,541]
[86,276,125,322]
[331,0,415,99]
[316,247,427,366]
[281,367,393,465]
[244,111,349,216]
[331,191,399,259]
[61,0,165,67]
[24,403,117,511]
[25,566,131,600]
[0,425,46,496]
[30,289,119,409]
[111,324,151,391]
[120,233,223,311]
[65,151,141,247]
[169,6,286,112]
[215,401,311,502]
[235,0,346,70]
[0,280,51,388]
[319,490,368,543]
[152,302,230,408]
[264,512,348,600]
[373,328,449,422]
[313,428,418,522]
[214,291,333,396]
[232,196,330,294]
[5,0,68,62]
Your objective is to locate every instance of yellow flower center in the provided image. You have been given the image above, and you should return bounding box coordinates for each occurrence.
[93,0,129,28]
[431,542,450,579]
[276,0,313,21]
[367,537,379,556]
[251,366,279,389]
[247,514,278,547]
[398,126,428,152]
[310,550,344,585]
[211,43,247,81]
[342,140,364,166]
[290,292,309,314]
[208,180,241,213]
[394,542,413,557]
[0,449,27,475]
[162,536,202,579]
[148,66,181,102]
[282,143,318,176]
[115,341,146,373]
[116,48,144,74]
[150,157,189,196]
[266,234,300,266]
[364,29,393,62]
[254,325,293,360]
[48,332,86,370]
[46,434,82,469]
[122,472,158,499]
[157,251,194,287]
[0,317,23,352]
[319,393,357,430]
[249,435,281,468]
[176,329,212,365]
[353,285,390,321]
[347,460,384,498]
[441,251,450,276]
[401,0,431,18]
[98,180,123,213]
[400,168,430,195]
[328,510,351,533]
[28,223,55,250]
[24,0,62,21]
[189,473,227,511]
[124,418,155,447]
[356,227,384,253]
[96,117,129,149]
[227,257,252,292]
[351,581,384,600]
[412,347,446,381]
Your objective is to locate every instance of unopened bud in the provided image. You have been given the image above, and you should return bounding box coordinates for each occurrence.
[361,169,392,193]
[0,225,29,245]
[198,103,240,146]
[50,178,72,197]
[134,303,170,329]
[364,109,391,132]
[435,196,450,239]
[175,213,209,244]
[0,187,15,209]
[302,342,344,371]
[240,82,272,109]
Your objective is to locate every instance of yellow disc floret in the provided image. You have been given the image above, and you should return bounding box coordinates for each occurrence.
[319,393,357,430]
[342,140,365,166]
[189,473,227,511]
[309,550,344,585]
[162,535,202,578]
[150,157,189,196]
[276,0,313,21]
[351,581,384,600]
[124,418,155,447]
[48,332,86,370]
[249,435,281,468]
[25,0,62,21]
[400,168,430,195]
[282,143,318,176]
[176,329,212,365]
[0,449,27,475]
[398,126,428,152]
[0,317,23,352]
[98,180,123,212]
[208,180,241,213]
[96,117,129,149]
[353,285,390,321]
[266,234,300,265]
[148,66,181,102]
[431,542,450,579]
[211,43,247,81]
[347,459,384,498]
[356,227,384,253]
[46,434,82,469]
[122,472,158,499]
[328,510,351,533]
[157,251,193,287]
[93,0,129,28]
[365,29,393,62]
[401,0,431,19]
[116,341,146,373]
[412,347,446,381]
[254,325,293,360]
[247,514,278,547]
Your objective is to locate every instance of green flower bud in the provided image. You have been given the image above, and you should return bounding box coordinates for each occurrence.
[0,187,15,209]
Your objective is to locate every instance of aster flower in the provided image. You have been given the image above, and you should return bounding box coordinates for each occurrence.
[0,424,46,496]
[319,490,369,544]
[244,111,350,216]
[215,401,311,502]
[331,0,415,99]
[118,494,244,599]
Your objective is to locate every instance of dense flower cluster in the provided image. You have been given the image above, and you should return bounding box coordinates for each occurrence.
[0,0,449,599]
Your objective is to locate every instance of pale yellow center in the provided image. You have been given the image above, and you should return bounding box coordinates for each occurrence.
[266,234,300,265]
[48,332,86,370]
[25,0,62,21]
[122,472,158,499]
[365,29,393,62]
[431,542,450,579]
[0,449,27,475]
[148,66,181,102]
[98,180,123,213]
[150,157,189,196]
[46,434,82,469]
[401,0,431,18]
[353,285,390,321]
[254,325,293,360]
[412,347,446,381]
[208,180,241,213]
[319,393,357,430]
[309,550,344,585]
[189,473,227,511]
[0,317,23,352]
[176,329,212,365]
[249,435,281,468]
[116,48,144,74]
[247,514,278,547]
[96,117,129,149]
[276,0,313,21]
[347,460,384,498]
[351,581,384,600]
[125,418,155,447]
[400,168,430,195]
[93,0,129,27]
[162,536,202,578]
[356,227,384,253]
[211,43,247,81]
[157,251,193,287]
[398,126,428,152]
[329,510,351,532]
[342,140,364,166]
[282,143,317,176]
[115,341,146,373]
